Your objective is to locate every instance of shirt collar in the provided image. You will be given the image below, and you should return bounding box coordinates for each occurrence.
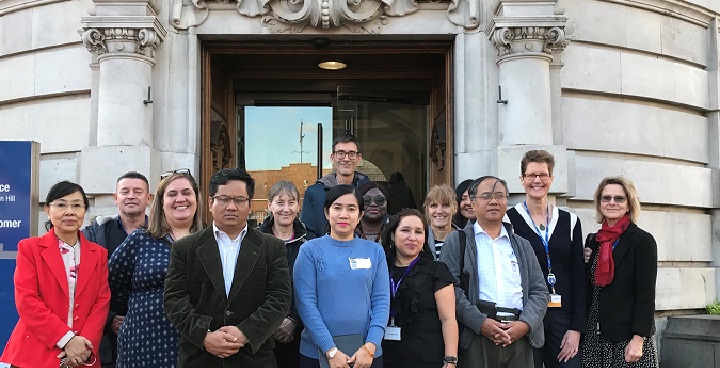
[212,222,248,243]
[473,221,509,239]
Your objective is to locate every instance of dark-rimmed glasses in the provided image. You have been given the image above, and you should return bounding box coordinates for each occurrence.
[522,173,551,181]
[333,150,359,160]
[161,168,191,179]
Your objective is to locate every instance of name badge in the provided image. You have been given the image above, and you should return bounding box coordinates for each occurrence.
[349,258,371,270]
[384,326,401,341]
[548,293,562,308]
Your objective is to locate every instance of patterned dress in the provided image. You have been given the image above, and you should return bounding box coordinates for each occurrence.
[581,252,658,368]
[109,230,180,368]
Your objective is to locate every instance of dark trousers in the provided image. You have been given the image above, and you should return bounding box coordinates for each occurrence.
[274,332,302,368]
[459,333,533,368]
[533,310,582,368]
[299,354,384,368]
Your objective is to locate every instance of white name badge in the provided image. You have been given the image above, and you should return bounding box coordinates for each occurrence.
[384,326,401,341]
[349,258,372,270]
[548,293,562,308]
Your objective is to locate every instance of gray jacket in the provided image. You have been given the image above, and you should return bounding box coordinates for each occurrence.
[439,222,549,350]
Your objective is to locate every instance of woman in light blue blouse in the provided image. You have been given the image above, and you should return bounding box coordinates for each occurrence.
[294,184,390,368]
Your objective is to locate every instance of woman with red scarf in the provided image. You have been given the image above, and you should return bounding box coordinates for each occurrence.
[581,177,658,368]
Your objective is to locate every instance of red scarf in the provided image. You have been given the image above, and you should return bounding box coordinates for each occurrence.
[594,214,630,287]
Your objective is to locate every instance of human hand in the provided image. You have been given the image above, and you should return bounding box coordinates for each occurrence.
[203,330,244,358]
[499,321,530,347]
[584,247,592,263]
[112,315,125,334]
[327,350,351,368]
[273,318,296,344]
[557,330,580,362]
[480,319,511,345]
[624,335,644,363]
[61,336,92,367]
[347,343,374,368]
[218,325,249,345]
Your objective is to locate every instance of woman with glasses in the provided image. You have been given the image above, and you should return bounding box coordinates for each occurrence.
[451,180,475,229]
[582,177,658,368]
[294,184,390,368]
[505,150,585,368]
[109,171,203,368]
[356,182,390,245]
[2,181,110,368]
[258,180,316,368]
[380,209,458,368]
[423,184,459,259]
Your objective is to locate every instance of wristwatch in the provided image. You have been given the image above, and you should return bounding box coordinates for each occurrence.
[327,347,338,359]
[444,356,459,365]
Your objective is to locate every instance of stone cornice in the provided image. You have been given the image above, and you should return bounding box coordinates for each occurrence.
[80,16,166,59]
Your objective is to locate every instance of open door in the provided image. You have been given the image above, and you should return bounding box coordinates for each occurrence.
[429,48,453,187]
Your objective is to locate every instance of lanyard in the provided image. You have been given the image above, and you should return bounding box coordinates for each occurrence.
[389,257,420,317]
[612,239,619,250]
[523,202,556,292]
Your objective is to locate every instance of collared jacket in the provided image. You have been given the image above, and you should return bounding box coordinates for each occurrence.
[258,215,315,326]
[163,226,291,368]
[439,222,549,350]
[585,222,657,341]
[1,231,110,368]
[300,172,370,238]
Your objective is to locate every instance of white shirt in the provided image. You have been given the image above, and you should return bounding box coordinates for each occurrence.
[213,223,247,297]
[474,222,524,312]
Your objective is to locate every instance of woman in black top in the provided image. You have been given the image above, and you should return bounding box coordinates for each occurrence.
[381,209,458,368]
[506,150,585,368]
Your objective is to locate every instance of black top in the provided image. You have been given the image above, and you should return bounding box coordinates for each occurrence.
[507,205,587,332]
[382,257,454,368]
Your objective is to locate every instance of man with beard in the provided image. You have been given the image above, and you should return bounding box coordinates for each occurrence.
[83,171,152,368]
[301,133,370,238]
[356,182,390,244]
[440,176,548,368]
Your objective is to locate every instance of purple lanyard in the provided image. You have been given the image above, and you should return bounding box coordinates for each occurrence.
[390,257,420,298]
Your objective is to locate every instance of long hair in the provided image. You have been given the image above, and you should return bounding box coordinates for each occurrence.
[147,173,203,239]
[382,209,433,266]
[593,176,641,223]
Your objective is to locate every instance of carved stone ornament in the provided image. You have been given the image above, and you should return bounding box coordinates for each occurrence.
[174,0,480,32]
[490,25,567,56]
[80,28,163,58]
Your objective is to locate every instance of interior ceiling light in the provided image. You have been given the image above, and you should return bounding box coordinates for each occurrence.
[318,60,347,70]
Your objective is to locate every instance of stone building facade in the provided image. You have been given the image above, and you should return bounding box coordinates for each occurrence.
[1,0,719,349]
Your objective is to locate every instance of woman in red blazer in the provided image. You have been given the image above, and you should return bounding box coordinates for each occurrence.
[1,181,110,368]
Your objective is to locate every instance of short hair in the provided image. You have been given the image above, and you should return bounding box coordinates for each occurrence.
[147,173,203,239]
[423,184,458,215]
[116,172,149,191]
[45,181,90,230]
[468,176,509,200]
[381,208,433,261]
[521,150,556,176]
[332,133,362,152]
[358,181,389,198]
[323,184,364,213]
[209,168,255,198]
[593,176,641,223]
[268,180,300,202]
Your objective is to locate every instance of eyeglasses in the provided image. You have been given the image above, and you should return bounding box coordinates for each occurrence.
[476,192,507,201]
[363,196,387,206]
[212,195,251,206]
[522,173,551,181]
[161,168,191,179]
[333,150,359,160]
[601,195,626,203]
[48,202,86,211]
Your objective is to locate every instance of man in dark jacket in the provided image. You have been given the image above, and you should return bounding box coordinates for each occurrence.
[164,168,291,367]
[82,171,151,368]
[301,133,370,237]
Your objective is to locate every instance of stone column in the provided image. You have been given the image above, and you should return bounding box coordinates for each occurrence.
[78,1,166,195]
[707,18,720,303]
[488,0,570,196]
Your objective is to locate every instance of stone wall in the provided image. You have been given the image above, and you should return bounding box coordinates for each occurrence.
[557,0,720,310]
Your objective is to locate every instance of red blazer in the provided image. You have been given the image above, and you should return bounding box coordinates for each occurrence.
[1,231,110,368]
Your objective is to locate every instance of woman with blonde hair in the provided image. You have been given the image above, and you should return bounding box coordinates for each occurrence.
[422,184,459,259]
[581,177,658,368]
[109,170,203,367]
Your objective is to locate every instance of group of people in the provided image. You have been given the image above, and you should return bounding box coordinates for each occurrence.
[1,133,658,368]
